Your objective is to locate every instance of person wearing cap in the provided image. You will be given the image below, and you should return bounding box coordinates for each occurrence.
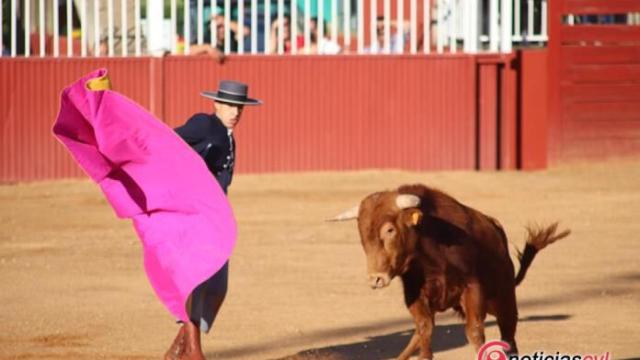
[168,80,261,359]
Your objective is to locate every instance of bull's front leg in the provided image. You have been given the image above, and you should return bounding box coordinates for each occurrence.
[397,300,435,360]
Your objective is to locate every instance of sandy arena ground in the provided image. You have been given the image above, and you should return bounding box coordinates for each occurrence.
[1,160,639,360]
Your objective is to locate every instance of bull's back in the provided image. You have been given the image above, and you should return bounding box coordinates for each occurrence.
[399,184,514,278]
[399,185,508,247]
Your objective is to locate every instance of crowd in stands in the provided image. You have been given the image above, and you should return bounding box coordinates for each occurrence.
[4,0,639,57]
[1,0,412,57]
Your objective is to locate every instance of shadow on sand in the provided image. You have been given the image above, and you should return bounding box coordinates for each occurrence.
[207,269,638,359]
[270,314,571,360]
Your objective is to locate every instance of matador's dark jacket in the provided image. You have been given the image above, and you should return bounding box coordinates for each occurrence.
[175,113,235,194]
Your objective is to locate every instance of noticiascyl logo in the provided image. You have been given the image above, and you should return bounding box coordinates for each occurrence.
[477,340,511,360]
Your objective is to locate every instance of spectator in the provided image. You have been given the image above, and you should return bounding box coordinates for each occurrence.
[365,16,410,54]
[189,0,250,55]
[189,13,248,60]
[268,16,304,54]
[302,17,341,54]
[239,1,272,53]
[192,0,279,53]
[2,1,27,56]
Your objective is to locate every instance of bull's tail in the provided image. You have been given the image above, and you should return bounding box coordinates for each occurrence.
[514,222,571,286]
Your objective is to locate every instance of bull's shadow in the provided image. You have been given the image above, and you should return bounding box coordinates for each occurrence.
[272,314,570,360]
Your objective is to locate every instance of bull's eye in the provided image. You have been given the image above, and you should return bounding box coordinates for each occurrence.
[379,223,396,241]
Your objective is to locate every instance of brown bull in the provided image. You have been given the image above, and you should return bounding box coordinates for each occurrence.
[330,184,570,360]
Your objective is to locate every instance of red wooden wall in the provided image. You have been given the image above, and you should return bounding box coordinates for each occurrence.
[548,0,640,162]
[162,55,477,173]
[0,58,160,181]
[0,53,542,182]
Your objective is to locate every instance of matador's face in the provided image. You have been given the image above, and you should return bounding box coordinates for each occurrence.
[215,101,245,129]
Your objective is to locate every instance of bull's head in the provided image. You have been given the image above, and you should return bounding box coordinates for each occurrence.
[329,191,423,289]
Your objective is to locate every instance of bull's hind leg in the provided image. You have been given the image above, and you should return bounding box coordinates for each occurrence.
[495,290,519,355]
[460,282,487,352]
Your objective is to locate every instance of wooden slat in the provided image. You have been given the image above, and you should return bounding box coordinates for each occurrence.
[563,113,640,140]
[560,138,640,161]
[561,25,640,42]
[563,128,640,141]
[561,46,640,65]
[561,84,640,102]
[568,111,640,123]
[561,63,640,83]
[562,0,640,14]
[563,109,640,124]
[564,100,640,119]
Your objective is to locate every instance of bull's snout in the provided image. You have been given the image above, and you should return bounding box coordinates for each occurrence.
[368,273,391,289]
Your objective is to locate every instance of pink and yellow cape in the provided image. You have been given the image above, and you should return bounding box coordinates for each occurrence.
[53,69,237,321]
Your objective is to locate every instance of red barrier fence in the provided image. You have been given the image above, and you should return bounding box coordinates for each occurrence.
[0,53,543,182]
[162,55,481,173]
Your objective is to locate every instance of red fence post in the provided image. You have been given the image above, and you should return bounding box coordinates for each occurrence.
[500,53,518,170]
[519,49,549,170]
[477,60,499,170]
[547,0,562,163]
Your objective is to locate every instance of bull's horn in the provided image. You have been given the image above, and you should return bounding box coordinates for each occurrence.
[326,205,360,222]
[396,194,421,209]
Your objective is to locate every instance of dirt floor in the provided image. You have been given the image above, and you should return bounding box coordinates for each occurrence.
[1,160,639,360]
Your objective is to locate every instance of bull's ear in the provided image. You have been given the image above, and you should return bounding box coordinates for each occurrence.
[405,209,423,227]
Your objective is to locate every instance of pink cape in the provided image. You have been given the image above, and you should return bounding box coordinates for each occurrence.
[52,69,237,321]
